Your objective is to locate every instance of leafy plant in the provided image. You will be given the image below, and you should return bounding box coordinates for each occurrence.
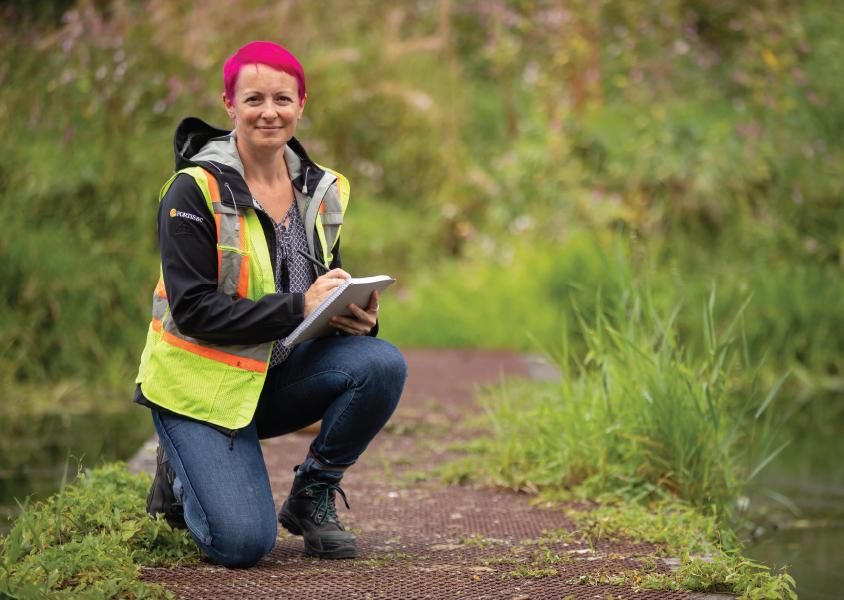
[0,463,200,599]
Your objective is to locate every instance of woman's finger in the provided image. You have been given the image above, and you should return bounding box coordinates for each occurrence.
[312,278,344,301]
[331,315,370,334]
[366,290,380,312]
[321,268,351,281]
[332,324,361,335]
[347,303,370,320]
[330,321,355,334]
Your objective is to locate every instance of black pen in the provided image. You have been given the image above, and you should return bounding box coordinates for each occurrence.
[297,248,330,275]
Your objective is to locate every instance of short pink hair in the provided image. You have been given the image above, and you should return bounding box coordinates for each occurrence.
[223,41,306,104]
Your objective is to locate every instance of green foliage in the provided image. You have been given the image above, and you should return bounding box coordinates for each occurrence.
[537,498,795,597]
[557,500,724,556]
[440,292,786,515]
[0,463,200,599]
[672,554,797,599]
[384,232,844,439]
[381,232,628,350]
[2,0,841,386]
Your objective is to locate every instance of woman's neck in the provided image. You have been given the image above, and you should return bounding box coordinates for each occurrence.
[237,139,289,186]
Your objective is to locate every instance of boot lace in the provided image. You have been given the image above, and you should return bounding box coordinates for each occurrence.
[298,481,351,526]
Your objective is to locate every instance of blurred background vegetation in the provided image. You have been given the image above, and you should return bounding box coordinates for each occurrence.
[1,0,842,591]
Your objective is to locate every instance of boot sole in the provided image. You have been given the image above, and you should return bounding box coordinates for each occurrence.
[279,510,357,559]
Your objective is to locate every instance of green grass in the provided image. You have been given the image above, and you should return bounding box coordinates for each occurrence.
[507,566,557,579]
[565,552,796,599]
[441,291,786,514]
[0,463,200,599]
[475,498,796,597]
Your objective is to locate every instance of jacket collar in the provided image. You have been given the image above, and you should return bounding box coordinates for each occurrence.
[172,117,325,208]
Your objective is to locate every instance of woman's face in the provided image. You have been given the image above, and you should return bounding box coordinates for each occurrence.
[223,63,306,152]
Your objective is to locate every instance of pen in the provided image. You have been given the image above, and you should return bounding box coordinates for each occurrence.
[297,248,330,275]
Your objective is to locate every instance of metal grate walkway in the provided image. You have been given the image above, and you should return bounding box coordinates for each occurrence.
[133,349,716,599]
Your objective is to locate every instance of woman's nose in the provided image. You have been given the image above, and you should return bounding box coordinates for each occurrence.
[261,102,277,119]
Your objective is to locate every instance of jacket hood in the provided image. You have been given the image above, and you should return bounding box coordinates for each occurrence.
[172,117,324,195]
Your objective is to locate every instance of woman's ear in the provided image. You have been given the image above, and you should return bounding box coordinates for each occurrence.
[222,92,236,121]
[298,93,307,119]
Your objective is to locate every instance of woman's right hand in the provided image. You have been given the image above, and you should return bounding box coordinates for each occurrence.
[303,269,351,317]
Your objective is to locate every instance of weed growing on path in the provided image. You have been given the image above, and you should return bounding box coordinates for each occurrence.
[457,533,495,547]
[507,566,557,579]
[480,556,521,566]
[561,501,795,597]
[564,550,796,599]
[353,551,412,568]
[0,463,199,598]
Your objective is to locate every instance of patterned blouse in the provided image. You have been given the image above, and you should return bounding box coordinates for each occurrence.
[268,203,316,367]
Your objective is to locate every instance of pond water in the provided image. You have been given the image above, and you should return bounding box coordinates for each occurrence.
[0,408,153,535]
[745,426,844,600]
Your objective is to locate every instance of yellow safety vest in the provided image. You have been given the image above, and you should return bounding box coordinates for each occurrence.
[135,165,349,429]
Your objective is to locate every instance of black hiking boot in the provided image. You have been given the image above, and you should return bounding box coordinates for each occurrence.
[278,468,356,559]
[146,445,187,530]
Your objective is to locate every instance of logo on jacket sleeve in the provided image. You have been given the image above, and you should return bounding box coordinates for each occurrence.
[169,208,204,223]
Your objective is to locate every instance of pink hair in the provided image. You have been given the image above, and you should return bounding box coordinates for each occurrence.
[223,41,306,104]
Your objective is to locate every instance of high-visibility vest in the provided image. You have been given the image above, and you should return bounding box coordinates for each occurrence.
[135,165,348,429]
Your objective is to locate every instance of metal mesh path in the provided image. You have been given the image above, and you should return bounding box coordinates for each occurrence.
[135,349,711,599]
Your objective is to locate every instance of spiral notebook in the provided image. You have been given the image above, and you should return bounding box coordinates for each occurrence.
[281,275,396,348]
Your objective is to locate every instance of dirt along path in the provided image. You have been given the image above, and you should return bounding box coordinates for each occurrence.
[132,349,705,599]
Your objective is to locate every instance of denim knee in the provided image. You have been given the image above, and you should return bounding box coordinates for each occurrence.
[204,519,277,568]
[358,341,406,415]
[369,340,408,391]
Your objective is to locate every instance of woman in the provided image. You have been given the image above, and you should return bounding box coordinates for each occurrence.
[135,41,407,568]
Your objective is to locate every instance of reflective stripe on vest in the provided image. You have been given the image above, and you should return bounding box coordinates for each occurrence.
[150,284,267,373]
[150,168,268,372]
[136,166,276,429]
[313,164,349,267]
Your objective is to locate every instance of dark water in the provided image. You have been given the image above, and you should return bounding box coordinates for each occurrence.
[749,516,844,599]
[0,408,153,534]
[745,428,844,600]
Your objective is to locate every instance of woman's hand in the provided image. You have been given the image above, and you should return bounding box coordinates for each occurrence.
[330,290,379,336]
[304,269,351,317]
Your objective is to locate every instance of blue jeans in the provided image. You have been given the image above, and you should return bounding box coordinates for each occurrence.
[151,336,407,568]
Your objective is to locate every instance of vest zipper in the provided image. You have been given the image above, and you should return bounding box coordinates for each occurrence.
[229,430,237,451]
[303,166,310,194]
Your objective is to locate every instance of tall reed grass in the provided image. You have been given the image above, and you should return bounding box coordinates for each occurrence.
[445,291,786,517]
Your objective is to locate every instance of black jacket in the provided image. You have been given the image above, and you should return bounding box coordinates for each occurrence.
[136,118,372,412]
[155,118,347,344]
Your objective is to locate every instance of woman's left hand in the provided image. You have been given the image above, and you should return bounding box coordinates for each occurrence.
[330,290,379,335]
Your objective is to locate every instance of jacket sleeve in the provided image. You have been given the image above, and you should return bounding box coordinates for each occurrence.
[158,174,304,344]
